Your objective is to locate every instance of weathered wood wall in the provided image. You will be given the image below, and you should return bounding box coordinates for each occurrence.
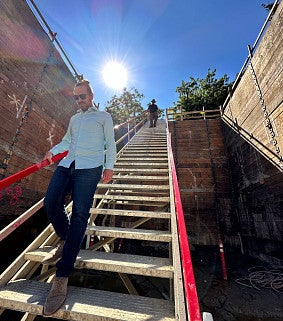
[219,1,283,265]
[222,122,283,265]
[169,119,231,245]
[0,0,77,226]
[170,117,282,265]
[222,1,283,171]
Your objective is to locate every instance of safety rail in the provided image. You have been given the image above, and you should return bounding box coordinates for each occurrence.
[114,111,147,147]
[166,120,202,321]
[166,108,220,122]
[0,112,147,243]
[0,151,68,191]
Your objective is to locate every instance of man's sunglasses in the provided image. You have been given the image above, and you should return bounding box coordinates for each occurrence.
[73,94,87,100]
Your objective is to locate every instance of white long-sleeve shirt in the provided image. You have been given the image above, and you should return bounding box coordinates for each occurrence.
[50,107,116,170]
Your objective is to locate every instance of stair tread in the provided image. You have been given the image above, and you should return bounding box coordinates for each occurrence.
[112,175,169,180]
[122,151,167,154]
[97,183,169,190]
[93,194,169,202]
[0,279,175,321]
[86,226,172,242]
[114,168,168,172]
[25,248,173,278]
[90,208,171,218]
[116,158,168,160]
[115,162,168,167]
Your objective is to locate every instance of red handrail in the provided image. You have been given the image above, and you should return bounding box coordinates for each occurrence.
[0,112,148,191]
[0,151,68,190]
[167,131,202,321]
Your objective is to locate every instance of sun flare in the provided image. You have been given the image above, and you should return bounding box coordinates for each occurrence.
[102,61,128,89]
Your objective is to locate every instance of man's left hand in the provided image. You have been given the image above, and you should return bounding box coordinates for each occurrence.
[102,169,114,183]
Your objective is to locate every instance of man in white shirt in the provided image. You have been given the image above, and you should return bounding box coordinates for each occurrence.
[42,79,116,316]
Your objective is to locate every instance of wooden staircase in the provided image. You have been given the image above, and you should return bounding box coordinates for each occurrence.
[0,121,187,320]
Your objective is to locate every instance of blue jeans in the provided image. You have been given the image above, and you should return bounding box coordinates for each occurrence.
[44,162,102,277]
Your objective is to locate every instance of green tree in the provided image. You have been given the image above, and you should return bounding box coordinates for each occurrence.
[175,68,231,112]
[105,88,144,125]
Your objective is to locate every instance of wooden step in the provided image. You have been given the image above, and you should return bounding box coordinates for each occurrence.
[128,147,167,149]
[90,208,171,219]
[114,168,168,173]
[97,183,169,191]
[86,226,172,242]
[126,143,167,145]
[132,139,166,141]
[121,154,168,157]
[100,200,167,207]
[123,146,167,152]
[116,157,168,161]
[125,144,167,151]
[131,137,166,139]
[115,162,168,167]
[129,138,166,140]
[0,279,175,321]
[93,194,170,202]
[112,175,169,181]
[25,248,173,278]
[132,137,166,139]
[124,148,167,152]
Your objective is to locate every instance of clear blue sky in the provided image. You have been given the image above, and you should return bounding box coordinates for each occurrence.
[32,0,269,110]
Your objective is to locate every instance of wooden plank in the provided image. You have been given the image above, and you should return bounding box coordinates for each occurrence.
[93,194,170,202]
[118,273,139,295]
[114,168,168,173]
[97,183,169,190]
[86,226,172,242]
[125,146,167,149]
[115,162,168,167]
[0,279,175,321]
[125,148,167,151]
[0,226,54,287]
[117,157,168,161]
[25,248,174,278]
[90,208,171,219]
[112,175,169,181]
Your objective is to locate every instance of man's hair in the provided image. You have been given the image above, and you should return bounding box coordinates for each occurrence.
[74,79,93,94]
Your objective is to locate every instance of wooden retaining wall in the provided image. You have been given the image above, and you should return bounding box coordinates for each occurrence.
[219,1,283,264]
[169,119,231,245]
[0,0,76,226]
[222,122,283,265]
[170,117,282,264]
[222,0,283,171]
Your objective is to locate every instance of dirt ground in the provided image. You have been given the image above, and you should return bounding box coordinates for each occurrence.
[192,245,283,321]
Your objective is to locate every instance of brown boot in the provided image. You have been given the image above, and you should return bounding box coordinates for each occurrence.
[42,240,65,265]
[43,276,68,316]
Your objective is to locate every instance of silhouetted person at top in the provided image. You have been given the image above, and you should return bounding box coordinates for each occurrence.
[147,98,158,128]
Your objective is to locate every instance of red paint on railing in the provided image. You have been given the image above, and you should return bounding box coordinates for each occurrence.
[0,151,68,190]
[167,132,202,321]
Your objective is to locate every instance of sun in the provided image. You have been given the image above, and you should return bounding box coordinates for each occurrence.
[102,61,128,89]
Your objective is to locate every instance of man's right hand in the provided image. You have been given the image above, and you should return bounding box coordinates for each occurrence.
[43,151,54,164]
